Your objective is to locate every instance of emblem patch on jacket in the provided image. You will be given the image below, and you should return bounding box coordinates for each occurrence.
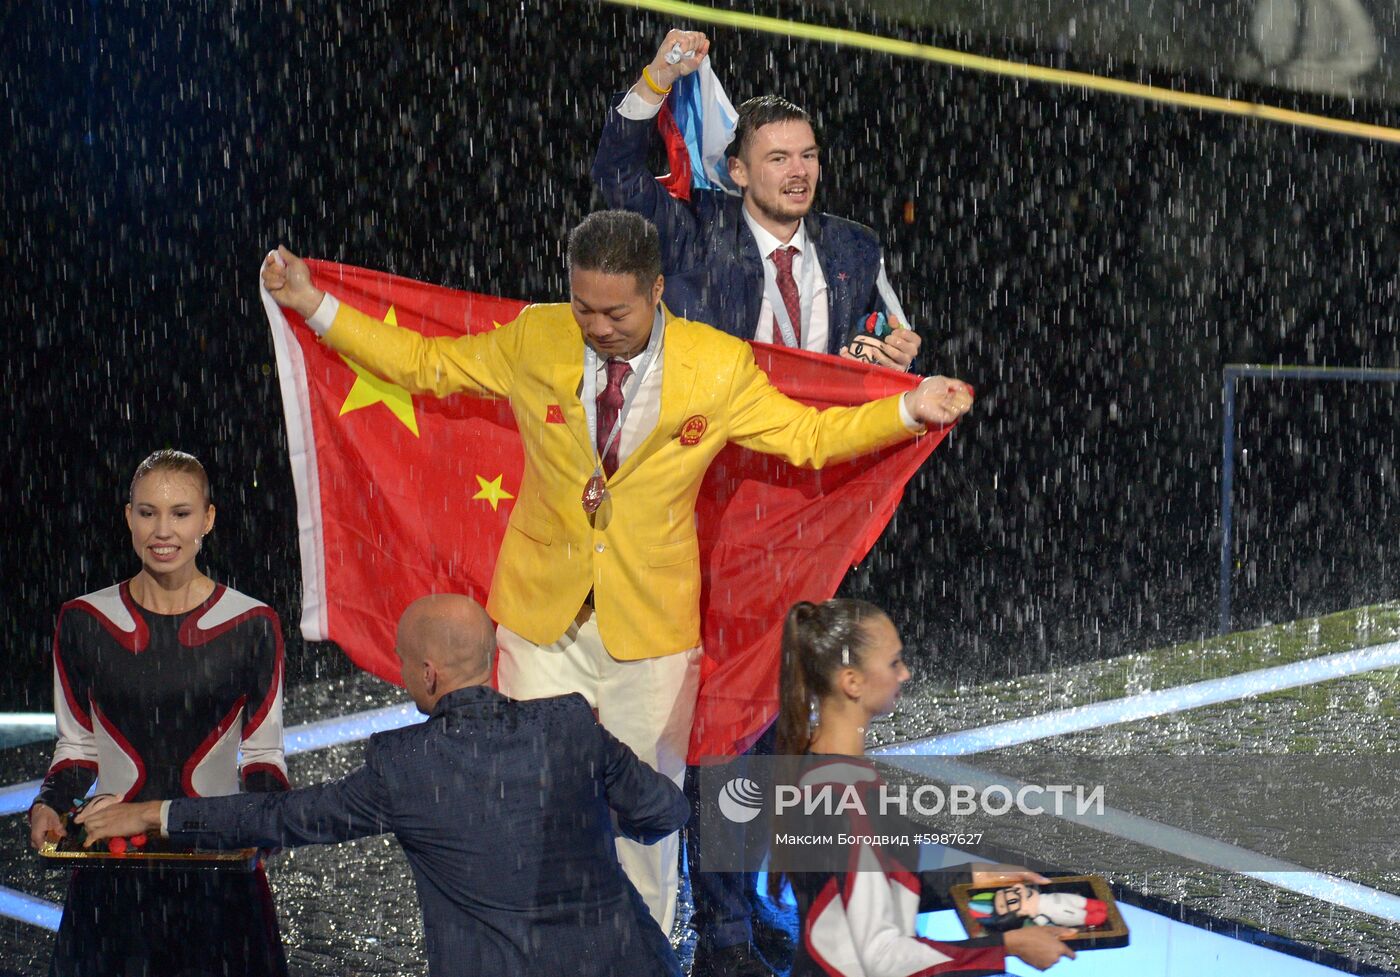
[545,405,566,424]
[679,415,707,446]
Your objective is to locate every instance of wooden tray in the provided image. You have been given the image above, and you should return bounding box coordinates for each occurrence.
[37,838,259,871]
[950,873,1130,950]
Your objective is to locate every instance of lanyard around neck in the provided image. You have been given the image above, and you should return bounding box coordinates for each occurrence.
[581,304,664,475]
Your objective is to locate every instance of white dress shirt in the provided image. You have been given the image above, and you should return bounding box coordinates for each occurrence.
[617,90,665,122]
[740,210,830,354]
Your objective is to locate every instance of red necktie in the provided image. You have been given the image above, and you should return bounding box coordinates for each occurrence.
[597,359,633,476]
[770,245,802,348]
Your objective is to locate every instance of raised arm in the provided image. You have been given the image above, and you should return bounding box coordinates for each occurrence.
[627,28,711,111]
[591,29,711,272]
[262,246,522,400]
[724,342,973,468]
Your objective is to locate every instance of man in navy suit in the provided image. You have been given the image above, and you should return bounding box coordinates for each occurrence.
[78,594,687,977]
[592,28,924,373]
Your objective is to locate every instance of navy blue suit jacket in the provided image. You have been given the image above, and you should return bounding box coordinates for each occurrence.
[167,687,685,977]
[592,100,895,357]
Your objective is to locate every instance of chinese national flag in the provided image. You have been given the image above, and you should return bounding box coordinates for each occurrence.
[266,260,951,761]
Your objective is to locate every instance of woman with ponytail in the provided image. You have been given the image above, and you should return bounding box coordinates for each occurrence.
[771,599,1077,976]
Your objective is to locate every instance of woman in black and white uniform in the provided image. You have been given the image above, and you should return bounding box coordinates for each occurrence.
[28,449,290,977]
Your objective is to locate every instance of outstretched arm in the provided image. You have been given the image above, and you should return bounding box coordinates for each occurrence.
[79,757,394,851]
[904,375,974,426]
[725,343,973,468]
[261,245,325,319]
[262,246,521,400]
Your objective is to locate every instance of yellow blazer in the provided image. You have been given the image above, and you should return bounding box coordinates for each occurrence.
[321,300,917,660]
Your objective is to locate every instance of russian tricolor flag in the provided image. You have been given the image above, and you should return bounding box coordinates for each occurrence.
[657,58,740,202]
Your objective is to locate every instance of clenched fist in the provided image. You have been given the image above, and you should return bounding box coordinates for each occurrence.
[902,375,974,427]
[261,245,325,319]
[635,29,711,102]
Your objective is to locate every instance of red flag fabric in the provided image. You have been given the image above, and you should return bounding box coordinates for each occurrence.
[266,260,950,762]
[655,101,694,203]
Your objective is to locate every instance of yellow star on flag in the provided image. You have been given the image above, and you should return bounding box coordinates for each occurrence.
[472,474,515,511]
[338,306,419,436]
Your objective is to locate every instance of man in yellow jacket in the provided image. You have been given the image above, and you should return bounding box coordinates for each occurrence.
[261,211,972,933]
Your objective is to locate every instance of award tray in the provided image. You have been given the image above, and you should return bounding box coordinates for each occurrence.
[950,873,1130,950]
[38,837,259,872]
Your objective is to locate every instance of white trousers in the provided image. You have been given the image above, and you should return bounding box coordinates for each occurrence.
[496,608,701,935]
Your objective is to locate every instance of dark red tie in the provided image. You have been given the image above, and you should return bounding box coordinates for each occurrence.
[770,245,802,348]
[597,359,633,476]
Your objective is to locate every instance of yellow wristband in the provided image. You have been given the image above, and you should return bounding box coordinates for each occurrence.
[641,65,672,97]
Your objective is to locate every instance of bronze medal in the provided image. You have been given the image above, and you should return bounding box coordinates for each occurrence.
[581,473,608,514]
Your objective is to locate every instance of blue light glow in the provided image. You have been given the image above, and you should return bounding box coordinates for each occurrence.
[0,779,43,818]
[283,702,419,755]
[876,640,1400,757]
[878,755,1400,925]
[0,886,61,932]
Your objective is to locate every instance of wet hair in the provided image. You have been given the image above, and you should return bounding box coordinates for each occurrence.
[767,598,886,901]
[566,210,662,294]
[129,449,211,505]
[730,95,816,161]
[773,598,886,757]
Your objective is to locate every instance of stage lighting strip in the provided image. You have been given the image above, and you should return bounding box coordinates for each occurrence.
[601,0,1400,147]
[874,638,1400,756]
[878,755,1400,926]
[0,701,420,931]
[0,714,60,727]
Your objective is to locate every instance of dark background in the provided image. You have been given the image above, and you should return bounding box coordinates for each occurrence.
[4,0,1398,709]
